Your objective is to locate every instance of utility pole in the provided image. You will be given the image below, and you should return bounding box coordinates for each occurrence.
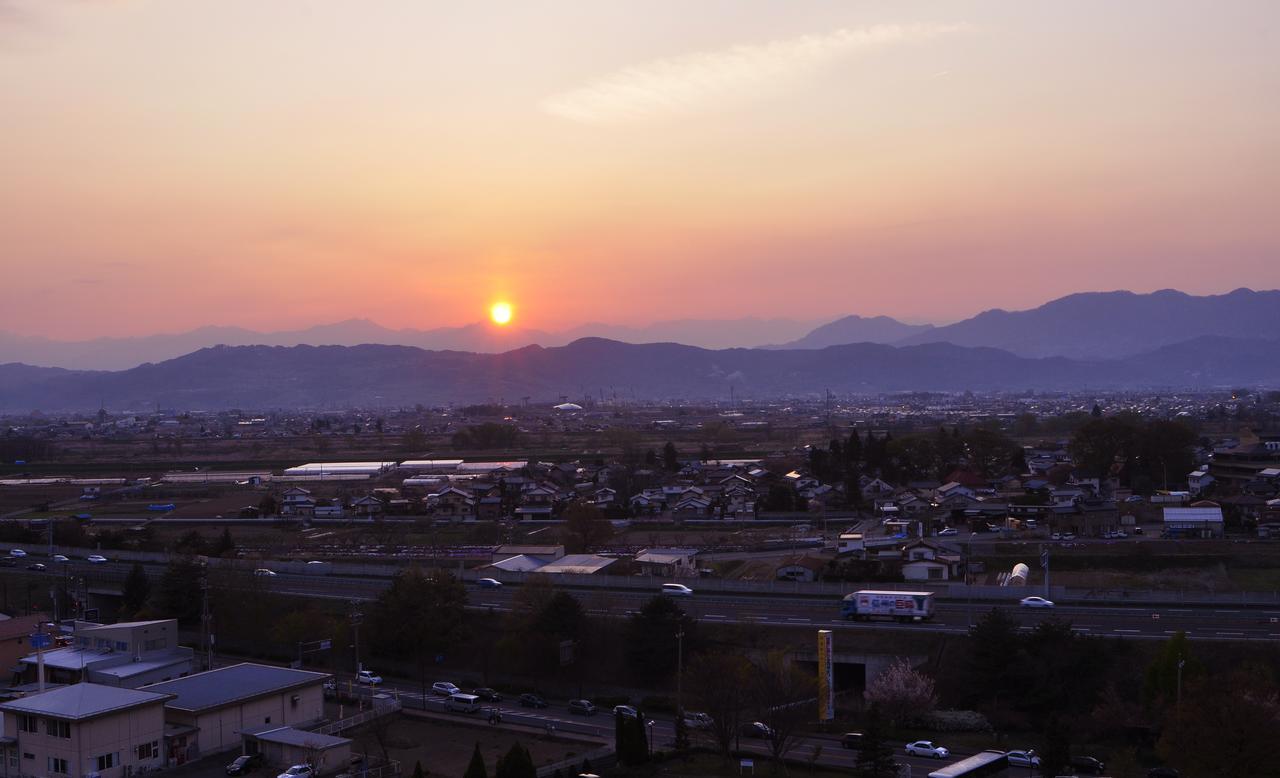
[1040,544,1050,598]
[675,629,685,717]
[1176,658,1185,709]
[350,603,363,677]
[200,573,213,671]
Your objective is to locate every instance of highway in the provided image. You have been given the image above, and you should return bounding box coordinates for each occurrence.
[10,554,1280,642]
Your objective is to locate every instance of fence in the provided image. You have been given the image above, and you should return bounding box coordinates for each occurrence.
[314,700,403,736]
[534,745,615,778]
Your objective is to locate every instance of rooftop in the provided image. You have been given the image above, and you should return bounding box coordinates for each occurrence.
[0,682,172,721]
[141,662,329,712]
[246,725,350,749]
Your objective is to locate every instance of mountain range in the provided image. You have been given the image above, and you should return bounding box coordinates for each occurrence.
[2,334,1278,412]
[4,288,1277,371]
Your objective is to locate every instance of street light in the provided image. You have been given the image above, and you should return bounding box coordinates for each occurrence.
[1176,658,1186,709]
[647,719,655,758]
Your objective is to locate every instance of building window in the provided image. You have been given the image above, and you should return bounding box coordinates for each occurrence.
[45,719,71,738]
[928,567,944,580]
[96,752,118,771]
[48,757,69,774]
[137,740,159,760]
[264,716,271,724]
[116,641,129,651]
[144,638,167,651]
[18,715,38,733]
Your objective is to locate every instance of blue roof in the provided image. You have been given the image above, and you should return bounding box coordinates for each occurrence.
[0,682,172,720]
[142,663,329,712]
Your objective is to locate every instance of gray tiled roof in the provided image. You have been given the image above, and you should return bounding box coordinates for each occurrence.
[0,682,172,720]
[142,663,328,712]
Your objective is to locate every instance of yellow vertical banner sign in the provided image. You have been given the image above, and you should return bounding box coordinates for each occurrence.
[817,629,834,721]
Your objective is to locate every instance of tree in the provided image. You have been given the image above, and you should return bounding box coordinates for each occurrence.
[463,743,487,778]
[1144,631,1202,712]
[752,650,817,764]
[854,706,898,778]
[1038,721,1071,778]
[1157,670,1280,778]
[174,529,207,556]
[368,567,468,700]
[623,596,695,684]
[562,500,613,554]
[121,562,151,615]
[258,494,278,517]
[686,652,754,755]
[863,657,937,728]
[214,527,235,557]
[412,762,426,778]
[154,558,204,623]
[495,742,536,778]
[662,441,680,472]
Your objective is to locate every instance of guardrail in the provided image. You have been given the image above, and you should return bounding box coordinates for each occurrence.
[314,700,402,736]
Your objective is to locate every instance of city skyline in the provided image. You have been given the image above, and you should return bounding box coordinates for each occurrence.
[4,1,1278,339]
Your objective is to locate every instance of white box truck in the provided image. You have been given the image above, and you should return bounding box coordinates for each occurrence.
[840,590,935,622]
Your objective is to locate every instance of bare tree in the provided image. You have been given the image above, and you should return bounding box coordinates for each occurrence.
[752,651,818,765]
[863,657,937,729]
[686,652,754,756]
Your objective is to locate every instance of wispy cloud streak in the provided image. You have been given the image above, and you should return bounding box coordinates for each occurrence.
[542,23,971,123]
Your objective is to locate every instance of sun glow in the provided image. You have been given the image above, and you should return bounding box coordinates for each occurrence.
[489,302,513,325]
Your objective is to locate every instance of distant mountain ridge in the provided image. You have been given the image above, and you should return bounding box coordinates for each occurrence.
[2,335,1278,412]
[892,288,1280,358]
[769,315,933,349]
[0,317,818,370]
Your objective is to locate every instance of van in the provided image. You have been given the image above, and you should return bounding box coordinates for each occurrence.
[660,583,694,597]
[446,693,481,714]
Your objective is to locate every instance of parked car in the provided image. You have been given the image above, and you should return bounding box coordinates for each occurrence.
[226,754,263,775]
[27,563,46,571]
[356,670,383,685]
[905,741,950,759]
[52,554,70,563]
[682,711,714,730]
[472,687,502,702]
[936,528,958,537]
[476,577,503,589]
[518,693,548,708]
[1006,750,1040,768]
[741,721,775,740]
[568,699,597,716]
[612,704,638,718]
[431,681,460,696]
[253,568,277,577]
[841,732,865,750]
[660,583,694,597]
[86,554,108,564]
[1020,596,1055,609]
[1070,756,1106,775]
[276,765,313,778]
[8,549,26,558]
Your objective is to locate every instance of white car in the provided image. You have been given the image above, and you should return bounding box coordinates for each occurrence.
[1007,750,1041,768]
[612,704,638,718]
[8,549,26,558]
[660,583,694,597]
[1020,596,1055,609]
[86,554,108,564]
[431,681,460,696]
[936,527,958,537]
[683,711,714,730]
[253,568,277,577]
[52,554,70,563]
[356,670,383,685]
[277,765,313,778]
[905,741,950,759]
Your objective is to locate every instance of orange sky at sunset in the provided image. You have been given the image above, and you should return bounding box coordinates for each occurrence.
[2,1,1278,340]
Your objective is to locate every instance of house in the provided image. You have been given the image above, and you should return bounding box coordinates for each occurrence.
[634,548,698,577]
[933,482,975,502]
[429,487,475,520]
[279,488,315,517]
[19,620,193,689]
[350,495,384,517]
[0,682,172,778]
[141,663,329,762]
[1162,506,1224,538]
[898,540,964,582]
[775,556,827,583]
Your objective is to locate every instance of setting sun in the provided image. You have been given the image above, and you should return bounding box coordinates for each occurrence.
[489,302,513,326]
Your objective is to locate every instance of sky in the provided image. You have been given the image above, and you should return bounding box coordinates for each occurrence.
[2,0,1278,340]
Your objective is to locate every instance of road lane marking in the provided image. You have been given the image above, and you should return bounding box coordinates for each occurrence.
[1113,629,1140,633]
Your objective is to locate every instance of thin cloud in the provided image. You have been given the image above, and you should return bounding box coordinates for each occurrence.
[542,23,971,124]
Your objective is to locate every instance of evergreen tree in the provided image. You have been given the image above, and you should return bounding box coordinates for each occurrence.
[673,712,690,752]
[1038,721,1071,778]
[662,441,680,472]
[846,430,863,464]
[580,757,593,775]
[495,743,535,778]
[214,526,235,557]
[463,743,487,778]
[614,711,630,763]
[121,562,151,615]
[412,762,425,778]
[633,712,650,763]
[854,706,898,778]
